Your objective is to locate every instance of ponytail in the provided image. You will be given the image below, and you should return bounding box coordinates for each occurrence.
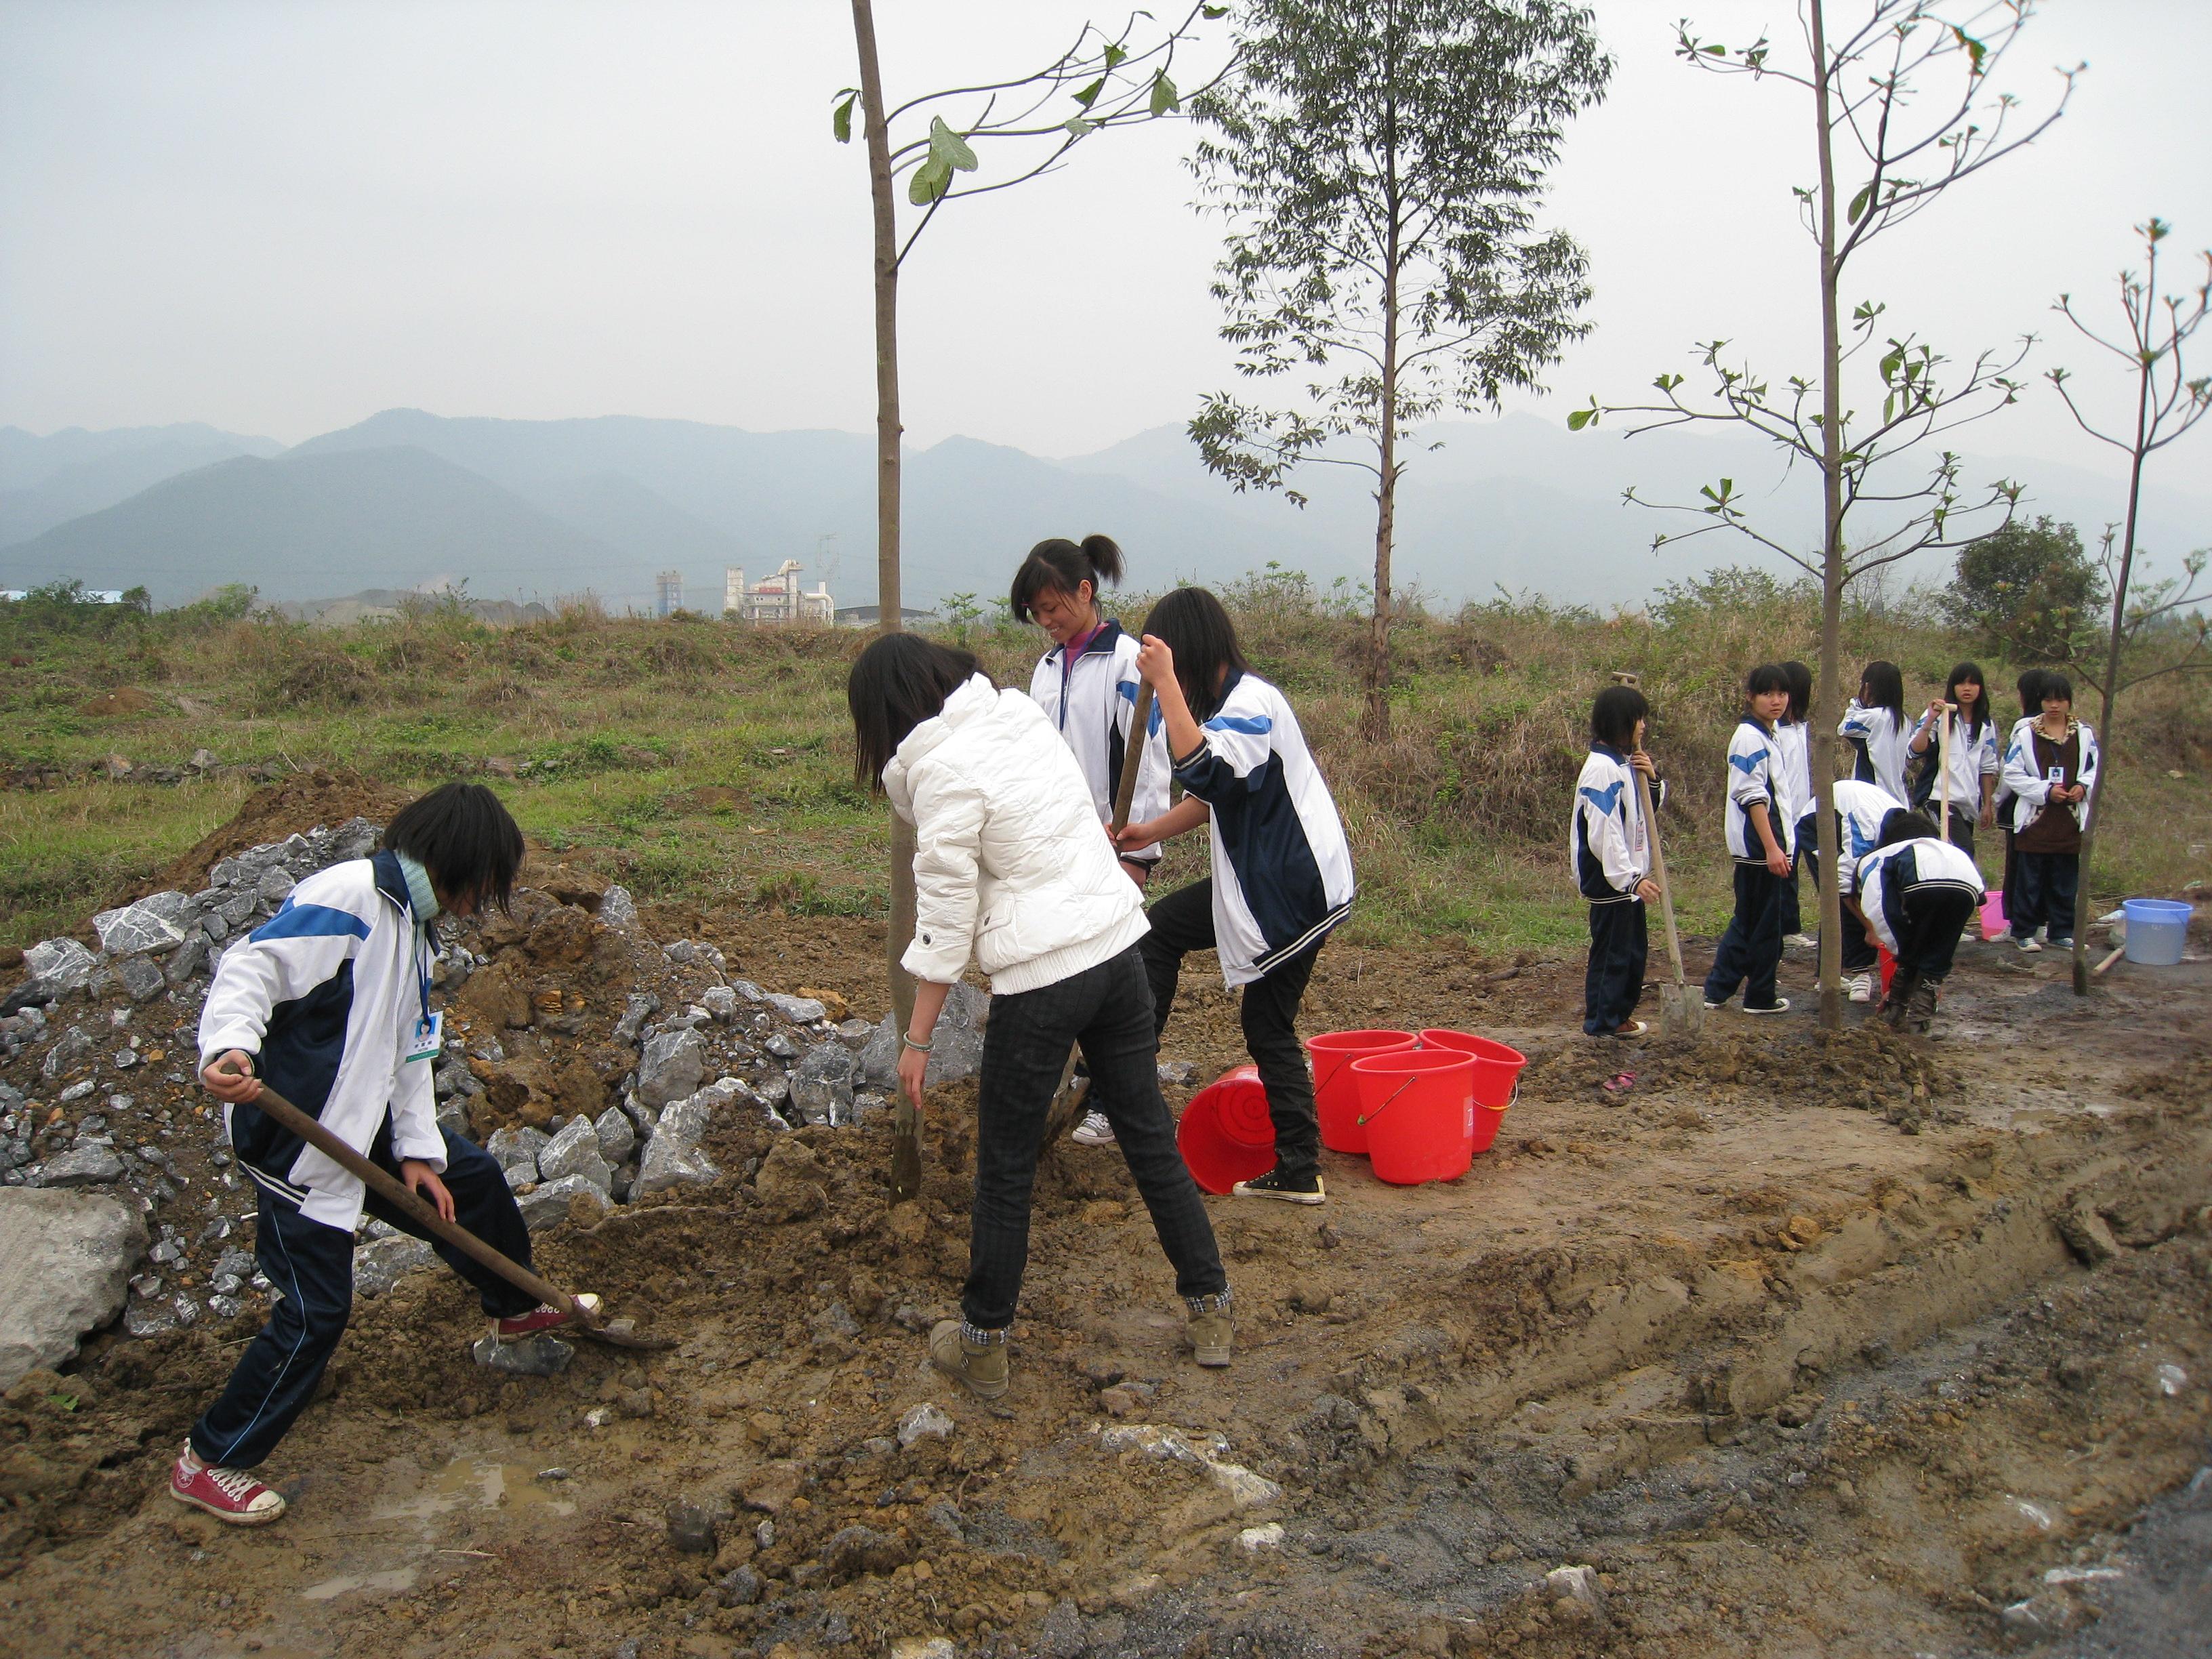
[1010,535,1125,623]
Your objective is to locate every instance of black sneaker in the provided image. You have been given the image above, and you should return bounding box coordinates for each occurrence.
[1231,1167,1326,1206]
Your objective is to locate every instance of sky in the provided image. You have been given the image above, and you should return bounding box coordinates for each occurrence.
[2,0,2208,483]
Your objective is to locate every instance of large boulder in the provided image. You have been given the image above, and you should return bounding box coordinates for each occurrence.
[537,1115,614,1193]
[22,938,99,999]
[0,1189,146,1388]
[90,898,190,958]
[634,1093,720,1197]
[636,1029,706,1109]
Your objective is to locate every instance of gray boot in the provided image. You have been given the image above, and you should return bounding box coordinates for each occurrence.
[1186,1290,1233,1368]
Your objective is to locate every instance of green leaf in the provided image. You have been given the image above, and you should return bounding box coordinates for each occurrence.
[928,115,979,173]
[1065,116,1099,137]
[832,91,857,144]
[1150,71,1179,116]
[1103,41,1128,70]
[1073,76,1107,109]
[907,155,952,205]
[1848,182,1875,224]
[1203,3,1229,16]
[1566,408,1595,430]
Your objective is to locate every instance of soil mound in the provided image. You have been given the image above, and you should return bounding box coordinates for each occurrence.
[157,769,410,891]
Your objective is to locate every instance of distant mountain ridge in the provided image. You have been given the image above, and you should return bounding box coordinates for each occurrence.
[2,407,2204,613]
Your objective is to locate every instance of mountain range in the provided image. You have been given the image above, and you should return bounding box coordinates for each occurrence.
[1,408,2205,616]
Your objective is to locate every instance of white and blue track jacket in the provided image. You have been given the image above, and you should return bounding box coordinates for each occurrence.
[1774,718,1814,828]
[1911,708,2001,812]
[2001,718,2102,836]
[1724,717,1796,865]
[1839,699,1914,804]
[1170,669,1355,987]
[199,850,445,1231]
[1570,745,1661,903]
[1854,837,1986,957]
[1027,621,1170,863]
[1828,778,1906,897]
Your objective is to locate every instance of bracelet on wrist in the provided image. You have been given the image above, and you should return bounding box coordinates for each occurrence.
[902,1033,933,1053]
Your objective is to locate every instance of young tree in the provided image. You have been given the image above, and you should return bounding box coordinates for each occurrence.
[1186,0,1610,741]
[2045,217,2212,994]
[1572,1,2074,1029]
[1940,514,2102,661]
[838,3,1228,1031]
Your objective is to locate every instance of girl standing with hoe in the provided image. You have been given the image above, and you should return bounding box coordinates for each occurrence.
[851,634,1230,1400]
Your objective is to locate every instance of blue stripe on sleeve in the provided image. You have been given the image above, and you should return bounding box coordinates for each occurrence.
[1202,714,1273,735]
[250,901,372,944]
[1579,781,1624,815]
[1117,680,1166,735]
[1727,750,1768,775]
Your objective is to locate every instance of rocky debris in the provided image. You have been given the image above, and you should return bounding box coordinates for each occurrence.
[754,1136,827,1221]
[536,1115,614,1194]
[764,994,827,1025]
[1095,1422,1281,1509]
[898,1401,956,1448]
[636,1029,706,1109]
[2058,1200,2120,1266]
[634,1092,721,1197]
[21,939,99,1001]
[354,1233,435,1296]
[701,986,740,1023]
[1238,1522,1286,1551]
[592,1103,637,1166]
[857,981,989,1090]
[91,897,190,958]
[0,1189,146,1387]
[790,1044,856,1125]
[598,885,639,933]
[718,1564,764,1605]
[470,1333,573,1376]
[486,1126,548,1184]
[33,1145,126,1188]
[114,954,167,1004]
[516,1174,610,1231]
[1546,1563,1607,1619]
[42,1026,94,1080]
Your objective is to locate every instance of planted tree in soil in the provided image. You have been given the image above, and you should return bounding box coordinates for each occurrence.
[2044,217,2212,994]
[837,3,1228,1033]
[1572,1,2074,1030]
[1186,0,1610,742]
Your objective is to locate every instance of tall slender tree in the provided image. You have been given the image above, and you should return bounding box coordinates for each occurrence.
[1187,0,1610,741]
[2045,217,2212,994]
[1573,1,2074,1029]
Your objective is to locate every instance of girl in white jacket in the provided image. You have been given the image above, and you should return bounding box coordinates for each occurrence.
[1010,534,1171,1149]
[850,634,1230,1401]
[1838,659,1913,804]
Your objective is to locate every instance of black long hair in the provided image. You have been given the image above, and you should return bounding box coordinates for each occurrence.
[1943,661,1991,737]
[1877,808,1939,848]
[847,634,984,790]
[2015,665,2054,718]
[1591,684,1648,751]
[1780,660,1813,724]
[1858,660,1906,731]
[1009,535,1125,624]
[1140,586,1248,721]
[383,783,525,914]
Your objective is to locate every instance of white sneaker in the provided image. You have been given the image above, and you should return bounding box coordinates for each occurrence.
[1786,933,1818,949]
[1071,1110,1115,1147]
[1846,972,1873,1004]
[1742,998,1791,1015]
[2018,935,2043,954]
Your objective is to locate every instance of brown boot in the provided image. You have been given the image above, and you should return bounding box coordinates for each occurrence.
[1186,1291,1233,1368]
[928,1319,1008,1400]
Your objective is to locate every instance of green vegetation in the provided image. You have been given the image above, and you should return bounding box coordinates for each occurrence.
[3,573,2205,954]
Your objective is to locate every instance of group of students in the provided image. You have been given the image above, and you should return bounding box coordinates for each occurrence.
[1575,655,2101,1042]
[169,535,1361,1527]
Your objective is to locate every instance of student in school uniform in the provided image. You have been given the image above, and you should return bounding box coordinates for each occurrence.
[2001,673,2100,954]
[1907,662,2001,858]
[1572,683,1662,1038]
[1776,660,1817,947]
[1852,809,1986,1033]
[1991,668,2054,943]
[1703,665,1795,1015]
[172,785,590,1526]
[1839,659,1914,805]
[1117,587,1355,1206]
[1803,777,1897,1003]
[1010,534,1171,1148]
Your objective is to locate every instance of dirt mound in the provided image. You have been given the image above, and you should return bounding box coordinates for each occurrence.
[156,768,410,891]
[75,687,159,718]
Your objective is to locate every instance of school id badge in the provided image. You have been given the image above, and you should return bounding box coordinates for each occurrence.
[405,1010,444,1064]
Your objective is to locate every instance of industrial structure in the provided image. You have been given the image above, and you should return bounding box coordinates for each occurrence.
[723,560,834,625]
[655,570,684,617]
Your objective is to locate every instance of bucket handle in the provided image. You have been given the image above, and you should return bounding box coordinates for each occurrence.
[1355,1073,1420,1128]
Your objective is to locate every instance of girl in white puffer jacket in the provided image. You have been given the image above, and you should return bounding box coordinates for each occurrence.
[849,634,1231,1402]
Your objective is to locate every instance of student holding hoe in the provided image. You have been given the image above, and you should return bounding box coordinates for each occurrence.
[173,784,594,1525]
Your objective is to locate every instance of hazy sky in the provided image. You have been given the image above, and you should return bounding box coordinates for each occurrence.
[3,1,2207,481]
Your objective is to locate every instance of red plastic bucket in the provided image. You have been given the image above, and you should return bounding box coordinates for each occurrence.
[1352,1048,1477,1185]
[1418,1029,1525,1153]
[1878,946,1897,998]
[1177,1064,1276,1195]
[1307,1029,1419,1154]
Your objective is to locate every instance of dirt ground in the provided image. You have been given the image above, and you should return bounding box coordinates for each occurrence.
[3,797,2211,1659]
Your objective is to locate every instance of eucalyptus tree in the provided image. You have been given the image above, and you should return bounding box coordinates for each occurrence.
[1187,0,1610,741]
[2046,217,2212,994]
[1573,1,2074,1029]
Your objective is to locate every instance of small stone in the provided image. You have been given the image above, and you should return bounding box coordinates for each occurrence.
[537,1116,614,1193]
[125,1302,179,1338]
[612,992,659,1045]
[43,1026,95,1080]
[701,987,739,1023]
[898,1401,954,1448]
[719,1564,763,1605]
[485,1126,548,1182]
[636,1029,707,1109]
[597,885,638,933]
[354,1235,434,1296]
[1158,1060,1200,1088]
[665,1500,722,1555]
[34,1146,125,1188]
[112,1046,141,1069]
[1238,1523,1286,1551]
[764,994,827,1025]
[1547,1564,1607,1616]
[470,1333,573,1376]
[764,1033,802,1063]
[516,1174,611,1231]
[112,955,166,1002]
[257,867,296,907]
[164,936,207,987]
[594,1104,636,1166]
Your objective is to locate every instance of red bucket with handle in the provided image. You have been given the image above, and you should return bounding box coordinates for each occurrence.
[1177,1065,1276,1195]
[1417,1029,1525,1154]
[1351,1048,1478,1185]
[1306,1029,1419,1155]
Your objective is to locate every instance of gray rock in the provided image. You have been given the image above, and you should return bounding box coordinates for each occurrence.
[207,856,245,888]
[90,899,188,958]
[486,1125,548,1181]
[718,1563,763,1605]
[1158,1060,1201,1088]
[764,1032,802,1062]
[516,1174,609,1231]
[218,890,257,928]
[125,1301,180,1338]
[258,867,296,907]
[432,1057,470,1099]
[112,1045,141,1069]
[164,935,207,987]
[636,1029,707,1109]
[35,1146,125,1188]
[665,1500,722,1555]
[634,1095,720,1197]
[537,1115,614,1193]
[755,1071,791,1109]
[435,1098,470,1139]
[115,954,167,1003]
[898,1401,955,1448]
[857,981,990,1089]
[729,979,766,1003]
[764,994,827,1025]
[23,938,99,997]
[612,993,660,1046]
[213,1247,253,1281]
[172,1295,202,1328]
[0,1189,146,1386]
[594,1104,637,1166]
[834,1018,876,1048]
[597,884,639,933]
[470,1332,573,1376]
[701,986,739,1023]
[137,890,200,929]
[662,939,697,966]
[790,1044,856,1124]
[354,1234,434,1296]
[58,1080,96,1105]
[329,817,380,861]
[207,1294,244,1320]
[43,1025,94,1080]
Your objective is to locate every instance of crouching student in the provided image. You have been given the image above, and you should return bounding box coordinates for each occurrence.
[853,634,1230,1399]
[1799,777,1898,1004]
[1572,683,1662,1037]
[1704,665,1795,1015]
[1118,588,1356,1206]
[2001,673,2097,953]
[173,784,592,1526]
[1852,810,1986,1032]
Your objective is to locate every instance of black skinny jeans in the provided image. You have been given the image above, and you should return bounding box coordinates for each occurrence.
[1139,878,1324,1183]
[964,945,1225,1331]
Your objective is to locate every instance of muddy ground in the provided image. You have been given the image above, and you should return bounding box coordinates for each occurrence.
[3,794,2210,1659]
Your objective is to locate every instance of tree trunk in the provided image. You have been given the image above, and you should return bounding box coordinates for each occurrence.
[1809,0,1845,1031]
[2072,249,2156,996]
[851,0,916,1032]
[1367,318,1397,744]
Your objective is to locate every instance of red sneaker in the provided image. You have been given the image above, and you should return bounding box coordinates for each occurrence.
[169,1450,287,1525]
[493,1293,600,1340]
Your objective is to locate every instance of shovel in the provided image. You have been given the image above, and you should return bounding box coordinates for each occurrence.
[1635,764,1704,1038]
[217,1065,670,1350]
